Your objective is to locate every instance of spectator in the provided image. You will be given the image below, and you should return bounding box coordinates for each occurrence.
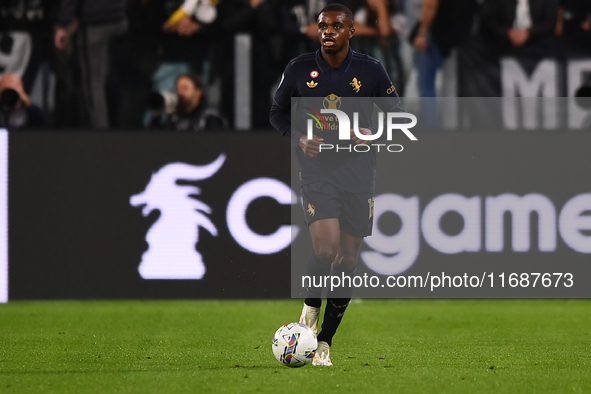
[276,0,360,71]
[163,0,217,36]
[106,0,218,129]
[277,0,357,74]
[214,0,282,128]
[557,0,591,48]
[303,0,337,43]
[159,0,217,74]
[150,74,227,131]
[413,0,477,94]
[54,0,128,129]
[353,0,406,95]
[0,73,45,130]
[481,0,558,48]
[412,0,477,126]
[0,0,56,93]
[282,0,356,51]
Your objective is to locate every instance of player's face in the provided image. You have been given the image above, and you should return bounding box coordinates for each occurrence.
[317,11,354,55]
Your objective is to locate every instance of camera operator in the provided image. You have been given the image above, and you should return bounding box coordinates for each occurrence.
[0,73,46,130]
[149,74,227,131]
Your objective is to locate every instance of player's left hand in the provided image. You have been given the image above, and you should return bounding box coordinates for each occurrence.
[350,128,372,145]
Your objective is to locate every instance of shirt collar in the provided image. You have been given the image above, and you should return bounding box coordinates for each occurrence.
[315,48,354,74]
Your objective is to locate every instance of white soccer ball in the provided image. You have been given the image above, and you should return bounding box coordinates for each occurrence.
[272,322,317,367]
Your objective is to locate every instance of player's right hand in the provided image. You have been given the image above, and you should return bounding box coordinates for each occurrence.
[350,127,372,145]
[299,134,324,158]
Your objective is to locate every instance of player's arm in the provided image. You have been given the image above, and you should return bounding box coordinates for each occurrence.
[270,62,324,157]
[369,62,406,142]
[350,127,373,145]
[269,62,302,145]
[269,92,324,156]
[372,60,402,112]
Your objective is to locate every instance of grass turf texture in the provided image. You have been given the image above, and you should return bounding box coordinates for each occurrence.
[0,300,590,393]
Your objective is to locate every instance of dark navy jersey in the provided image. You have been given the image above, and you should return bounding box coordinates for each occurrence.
[269,48,401,193]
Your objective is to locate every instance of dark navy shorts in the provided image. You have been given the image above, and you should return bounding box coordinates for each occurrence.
[301,182,374,238]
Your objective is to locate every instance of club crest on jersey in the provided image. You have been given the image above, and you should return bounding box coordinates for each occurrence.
[350,77,362,93]
[307,80,318,88]
[310,70,319,78]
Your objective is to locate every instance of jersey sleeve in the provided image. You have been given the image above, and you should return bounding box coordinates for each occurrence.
[269,61,304,145]
[371,61,407,141]
[372,61,402,112]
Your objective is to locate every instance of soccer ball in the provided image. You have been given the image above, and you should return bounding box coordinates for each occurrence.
[272,322,317,367]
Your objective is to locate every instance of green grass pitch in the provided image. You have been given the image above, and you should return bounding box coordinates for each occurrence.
[1,299,590,393]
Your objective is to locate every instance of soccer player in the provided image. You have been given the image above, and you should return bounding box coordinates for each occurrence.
[269,3,401,366]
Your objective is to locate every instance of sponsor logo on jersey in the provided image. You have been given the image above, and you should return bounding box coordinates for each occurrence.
[387,84,396,94]
[306,80,318,88]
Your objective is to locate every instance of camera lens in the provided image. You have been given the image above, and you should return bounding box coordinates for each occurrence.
[0,89,19,111]
[147,92,165,110]
[0,35,14,54]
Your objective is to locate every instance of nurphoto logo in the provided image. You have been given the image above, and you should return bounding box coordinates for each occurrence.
[305,109,418,153]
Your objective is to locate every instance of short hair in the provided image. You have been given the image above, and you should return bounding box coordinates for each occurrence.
[318,3,354,27]
[176,73,203,89]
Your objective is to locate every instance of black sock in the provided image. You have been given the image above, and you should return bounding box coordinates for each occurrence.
[316,266,355,346]
[304,252,331,308]
[316,297,351,347]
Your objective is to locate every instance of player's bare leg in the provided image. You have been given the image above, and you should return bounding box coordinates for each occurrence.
[314,232,364,366]
[299,219,340,336]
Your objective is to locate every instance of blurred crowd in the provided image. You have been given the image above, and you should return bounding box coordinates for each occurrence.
[0,0,590,130]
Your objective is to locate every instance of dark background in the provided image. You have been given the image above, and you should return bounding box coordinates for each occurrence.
[7,130,591,299]
[9,131,292,299]
[291,132,591,298]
